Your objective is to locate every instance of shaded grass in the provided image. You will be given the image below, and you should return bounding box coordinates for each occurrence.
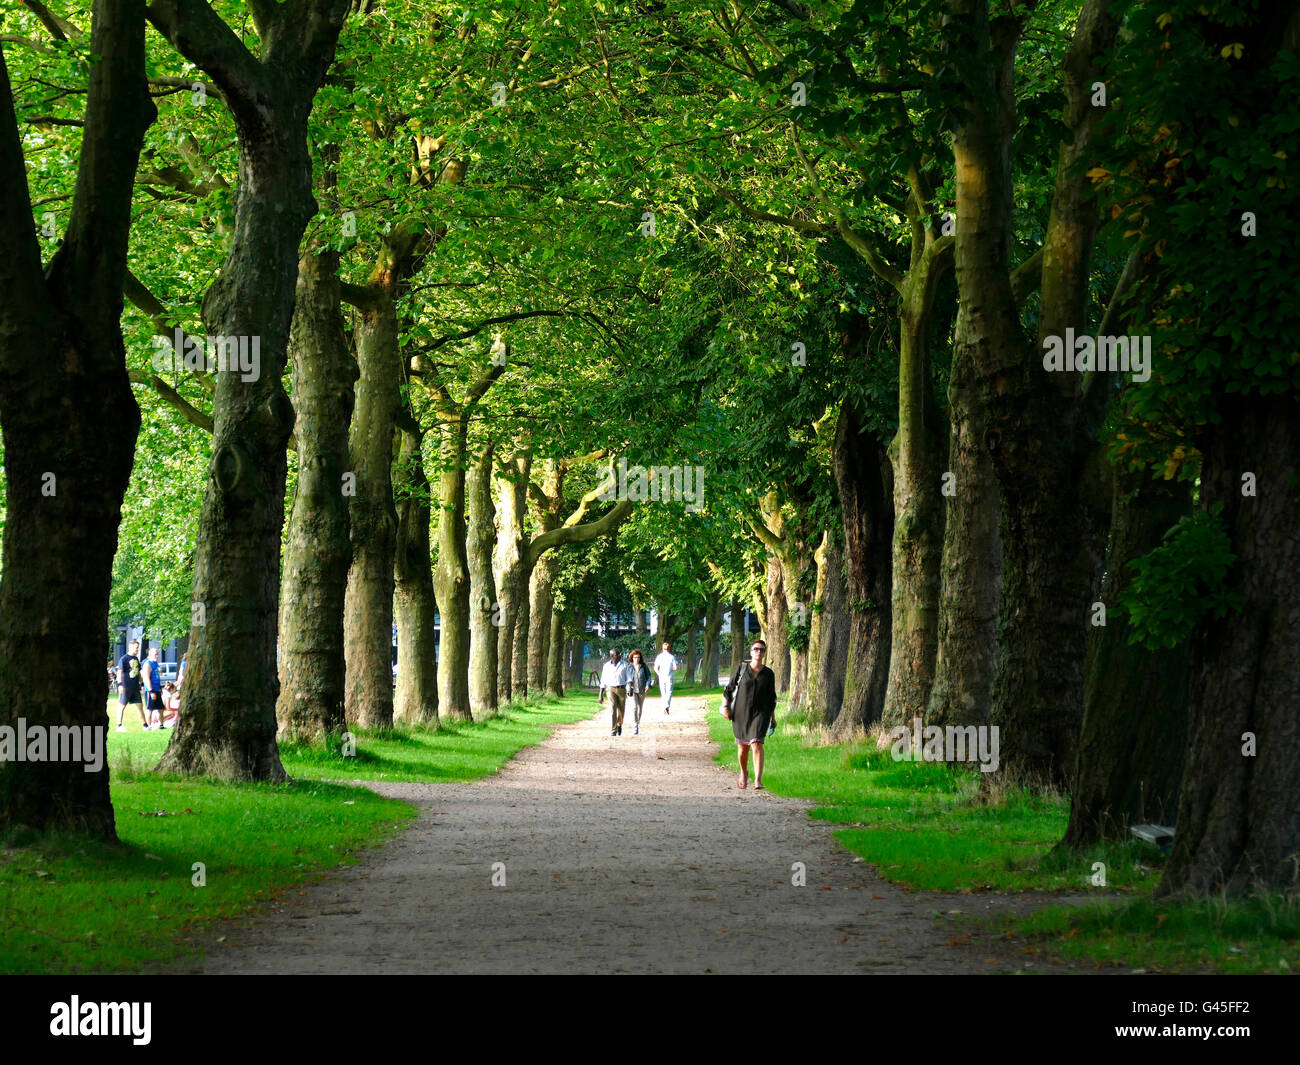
[1004,895,1300,974]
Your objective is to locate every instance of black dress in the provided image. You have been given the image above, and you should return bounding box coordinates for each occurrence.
[725,664,776,743]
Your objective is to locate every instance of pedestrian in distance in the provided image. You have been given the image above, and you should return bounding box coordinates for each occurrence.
[598,647,635,737]
[142,646,165,730]
[115,639,146,732]
[653,640,679,715]
[722,638,777,790]
[627,649,652,735]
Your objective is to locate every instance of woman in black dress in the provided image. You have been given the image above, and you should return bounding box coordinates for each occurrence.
[722,639,777,789]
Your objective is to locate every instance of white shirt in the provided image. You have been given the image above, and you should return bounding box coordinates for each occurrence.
[600,659,635,689]
[653,651,678,678]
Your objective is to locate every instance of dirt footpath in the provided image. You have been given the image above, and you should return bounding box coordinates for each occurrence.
[180,696,1093,974]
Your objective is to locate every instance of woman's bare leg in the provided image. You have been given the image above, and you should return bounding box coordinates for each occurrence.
[752,741,765,787]
[737,742,749,784]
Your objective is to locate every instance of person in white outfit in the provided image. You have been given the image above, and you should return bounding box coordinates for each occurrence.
[653,641,679,715]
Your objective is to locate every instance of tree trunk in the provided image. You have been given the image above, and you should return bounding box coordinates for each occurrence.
[1062,465,1190,847]
[1159,393,1300,896]
[342,293,399,731]
[928,337,1002,728]
[527,554,557,691]
[546,608,565,697]
[806,531,850,727]
[493,451,530,702]
[393,424,438,726]
[568,625,586,689]
[0,0,153,835]
[276,250,355,741]
[729,601,744,675]
[881,296,945,728]
[156,2,350,779]
[948,0,1118,786]
[684,623,698,684]
[467,441,498,718]
[635,609,647,634]
[761,555,790,693]
[432,417,472,720]
[831,403,894,738]
[701,594,723,688]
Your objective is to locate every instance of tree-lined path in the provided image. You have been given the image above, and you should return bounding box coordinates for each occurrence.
[179,697,1089,975]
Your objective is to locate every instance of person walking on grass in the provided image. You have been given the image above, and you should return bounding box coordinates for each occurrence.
[722,638,777,790]
[115,639,146,732]
[598,647,635,737]
[653,640,679,715]
[627,649,652,735]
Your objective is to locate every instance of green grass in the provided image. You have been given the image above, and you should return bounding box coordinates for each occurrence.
[706,696,1158,894]
[705,693,1298,973]
[0,689,602,973]
[105,690,599,784]
[0,778,411,974]
[1005,895,1300,974]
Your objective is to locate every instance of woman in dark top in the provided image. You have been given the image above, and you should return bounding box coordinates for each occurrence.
[722,639,777,789]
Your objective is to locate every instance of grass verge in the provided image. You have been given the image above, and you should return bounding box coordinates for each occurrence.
[0,690,601,973]
[705,695,1298,973]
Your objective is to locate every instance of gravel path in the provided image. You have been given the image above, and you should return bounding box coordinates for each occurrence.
[181,695,1095,974]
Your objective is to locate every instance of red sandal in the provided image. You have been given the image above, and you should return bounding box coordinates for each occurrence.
[738,774,747,789]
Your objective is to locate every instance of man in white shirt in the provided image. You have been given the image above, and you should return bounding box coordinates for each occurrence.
[653,641,679,715]
[599,648,636,736]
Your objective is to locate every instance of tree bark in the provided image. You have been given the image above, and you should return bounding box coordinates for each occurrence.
[759,554,791,693]
[546,608,565,696]
[928,336,1002,728]
[806,531,850,727]
[467,441,499,717]
[1159,393,1300,896]
[153,0,351,779]
[527,554,557,692]
[276,249,355,741]
[343,294,399,730]
[0,0,154,835]
[701,593,723,687]
[432,416,472,720]
[947,0,1119,785]
[729,601,744,675]
[493,450,530,702]
[881,293,945,728]
[1062,466,1190,847]
[393,423,438,725]
[831,403,894,738]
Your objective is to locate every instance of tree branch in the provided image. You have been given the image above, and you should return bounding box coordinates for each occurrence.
[526,498,634,567]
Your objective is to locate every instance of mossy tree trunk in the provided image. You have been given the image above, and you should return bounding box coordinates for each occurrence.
[393,420,438,726]
[0,0,154,834]
[276,249,356,742]
[152,0,350,780]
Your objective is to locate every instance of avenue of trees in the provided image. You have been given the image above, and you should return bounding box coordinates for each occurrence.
[0,0,1296,901]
